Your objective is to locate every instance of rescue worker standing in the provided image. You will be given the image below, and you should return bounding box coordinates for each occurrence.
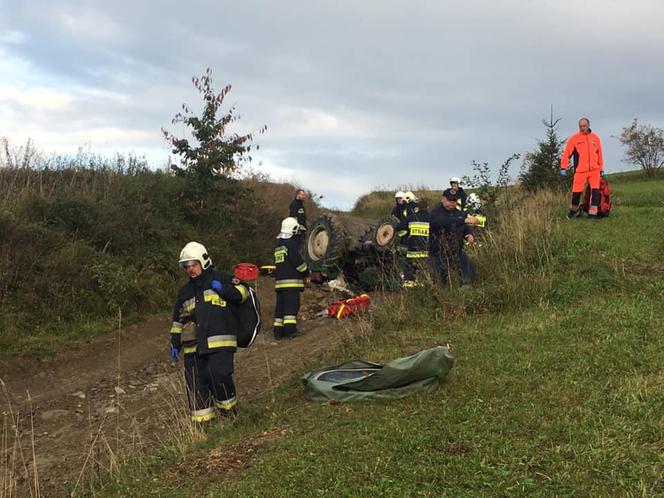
[397,193,430,288]
[391,191,407,223]
[560,117,605,219]
[274,217,309,339]
[443,177,468,211]
[429,191,478,285]
[289,189,307,248]
[169,242,249,423]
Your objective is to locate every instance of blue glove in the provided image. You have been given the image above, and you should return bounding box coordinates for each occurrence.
[170,347,180,361]
[211,279,223,293]
[559,169,567,177]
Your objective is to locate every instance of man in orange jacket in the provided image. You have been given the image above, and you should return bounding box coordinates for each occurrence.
[560,117,605,219]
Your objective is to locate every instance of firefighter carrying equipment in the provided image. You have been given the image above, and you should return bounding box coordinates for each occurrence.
[327,294,371,320]
[303,346,454,402]
[179,241,213,270]
[561,130,604,173]
[170,268,249,355]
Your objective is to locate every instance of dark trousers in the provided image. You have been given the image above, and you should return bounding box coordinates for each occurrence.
[184,350,236,422]
[431,251,474,285]
[274,289,302,337]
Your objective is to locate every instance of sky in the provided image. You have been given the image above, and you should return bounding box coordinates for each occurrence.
[1,0,663,208]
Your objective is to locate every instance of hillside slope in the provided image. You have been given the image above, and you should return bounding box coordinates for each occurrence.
[94,174,663,497]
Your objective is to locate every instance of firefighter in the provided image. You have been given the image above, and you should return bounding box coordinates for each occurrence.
[429,191,478,285]
[442,177,468,211]
[560,117,605,219]
[169,241,249,423]
[289,189,307,248]
[274,217,309,339]
[391,191,407,223]
[398,194,430,288]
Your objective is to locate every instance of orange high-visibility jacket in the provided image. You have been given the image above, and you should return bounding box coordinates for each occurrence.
[561,131,604,173]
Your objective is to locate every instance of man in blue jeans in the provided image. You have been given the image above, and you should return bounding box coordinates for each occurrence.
[429,190,478,285]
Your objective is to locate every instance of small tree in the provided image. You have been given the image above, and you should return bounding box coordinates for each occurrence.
[162,69,266,219]
[618,119,664,178]
[162,68,266,182]
[519,110,567,192]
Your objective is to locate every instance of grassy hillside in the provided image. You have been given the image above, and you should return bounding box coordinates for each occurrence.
[88,174,664,497]
[0,157,319,355]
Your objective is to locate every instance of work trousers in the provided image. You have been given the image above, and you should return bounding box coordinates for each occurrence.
[571,170,601,216]
[431,250,474,285]
[274,289,302,338]
[184,350,236,422]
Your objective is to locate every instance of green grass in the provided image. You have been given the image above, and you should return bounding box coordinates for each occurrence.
[86,175,664,497]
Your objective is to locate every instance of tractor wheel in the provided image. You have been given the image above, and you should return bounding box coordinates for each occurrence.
[304,215,348,266]
[361,218,397,252]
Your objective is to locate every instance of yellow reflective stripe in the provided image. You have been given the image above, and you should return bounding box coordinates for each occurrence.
[406,251,429,258]
[180,297,196,315]
[398,230,408,237]
[335,304,346,319]
[215,396,237,411]
[296,263,308,272]
[183,345,197,354]
[191,408,215,422]
[207,335,237,349]
[284,315,297,325]
[402,281,416,288]
[273,321,284,327]
[275,246,287,264]
[275,283,305,289]
[170,321,183,334]
[204,290,227,307]
[235,285,249,303]
[409,222,429,237]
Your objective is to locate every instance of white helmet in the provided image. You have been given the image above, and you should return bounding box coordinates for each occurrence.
[450,177,461,185]
[403,191,417,203]
[467,193,481,212]
[278,217,301,239]
[395,190,405,199]
[179,241,212,269]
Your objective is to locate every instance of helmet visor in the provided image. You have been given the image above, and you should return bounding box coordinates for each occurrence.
[180,259,199,269]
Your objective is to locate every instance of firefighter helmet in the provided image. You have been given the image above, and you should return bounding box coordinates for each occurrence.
[450,176,461,185]
[278,217,301,239]
[179,241,212,269]
[466,193,482,213]
[403,191,417,203]
[394,190,405,199]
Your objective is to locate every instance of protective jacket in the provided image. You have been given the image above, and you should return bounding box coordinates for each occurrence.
[170,269,249,355]
[274,236,309,290]
[391,204,407,223]
[289,199,307,228]
[399,203,430,259]
[561,131,604,173]
[429,204,472,256]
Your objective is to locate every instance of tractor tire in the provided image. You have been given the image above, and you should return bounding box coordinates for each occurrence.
[361,218,397,252]
[304,215,348,267]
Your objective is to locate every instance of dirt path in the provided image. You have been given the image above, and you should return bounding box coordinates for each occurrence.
[0,278,349,496]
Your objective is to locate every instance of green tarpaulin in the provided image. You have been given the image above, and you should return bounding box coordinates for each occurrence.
[302,346,454,402]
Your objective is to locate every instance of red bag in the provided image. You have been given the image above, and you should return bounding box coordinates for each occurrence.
[581,178,612,217]
[327,294,371,320]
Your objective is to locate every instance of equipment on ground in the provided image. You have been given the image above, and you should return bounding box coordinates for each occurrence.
[302,346,455,402]
[327,294,371,319]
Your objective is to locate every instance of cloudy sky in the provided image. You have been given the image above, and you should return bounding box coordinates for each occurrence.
[1,0,663,208]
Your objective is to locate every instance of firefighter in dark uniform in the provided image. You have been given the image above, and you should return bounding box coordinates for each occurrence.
[442,176,468,211]
[274,217,309,339]
[169,241,249,423]
[397,193,430,288]
[289,189,307,248]
[429,191,478,285]
[391,190,407,223]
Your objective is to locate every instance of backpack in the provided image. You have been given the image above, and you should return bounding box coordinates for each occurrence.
[234,284,261,348]
[581,178,613,217]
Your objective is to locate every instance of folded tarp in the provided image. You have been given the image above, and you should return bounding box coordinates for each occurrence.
[302,346,454,402]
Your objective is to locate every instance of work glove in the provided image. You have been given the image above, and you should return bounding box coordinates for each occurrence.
[559,169,567,177]
[600,170,605,177]
[211,279,223,293]
[170,347,180,361]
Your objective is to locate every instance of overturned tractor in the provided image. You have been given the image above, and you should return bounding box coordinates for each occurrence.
[304,214,400,290]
